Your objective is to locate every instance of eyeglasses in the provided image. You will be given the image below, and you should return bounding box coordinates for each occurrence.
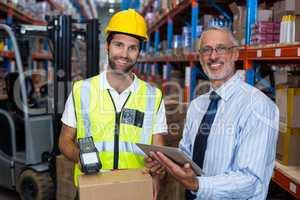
[198,45,237,56]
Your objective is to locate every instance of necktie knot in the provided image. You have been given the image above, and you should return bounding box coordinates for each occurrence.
[209,91,221,101]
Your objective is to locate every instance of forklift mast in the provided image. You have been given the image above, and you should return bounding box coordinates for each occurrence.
[49,16,100,154]
[87,19,100,78]
[0,16,100,200]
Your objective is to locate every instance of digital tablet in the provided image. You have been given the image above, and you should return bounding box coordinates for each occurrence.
[136,143,202,175]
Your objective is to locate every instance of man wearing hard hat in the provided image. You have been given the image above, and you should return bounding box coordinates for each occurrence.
[59,9,167,199]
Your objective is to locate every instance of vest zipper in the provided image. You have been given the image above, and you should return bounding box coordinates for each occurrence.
[107,89,131,169]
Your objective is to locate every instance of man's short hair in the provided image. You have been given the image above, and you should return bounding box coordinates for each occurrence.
[199,27,239,47]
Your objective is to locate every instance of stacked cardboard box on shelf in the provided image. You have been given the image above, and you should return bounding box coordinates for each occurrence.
[295,0,300,42]
[164,100,188,147]
[229,3,246,45]
[276,86,300,129]
[275,66,300,166]
[273,0,300,21]
[276,126,300,166]
[274,69,300,86]
[276,86,300,166]
[194,79,210,97]
[165,70,184,102]
[296,15,300,41]
[273,0,300,42]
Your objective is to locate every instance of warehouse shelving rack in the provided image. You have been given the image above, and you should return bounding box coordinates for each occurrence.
[0,0,100,64]
[138,0,300,199]
[0,1,47,25]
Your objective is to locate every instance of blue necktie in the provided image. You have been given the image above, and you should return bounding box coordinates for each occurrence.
[186,91,221,200]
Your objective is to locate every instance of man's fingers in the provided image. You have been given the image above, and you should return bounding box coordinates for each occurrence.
[155,152,178,174]
[150,163,162,173]
[184,163,191,168]
[156,152,195,179]
[142,167,150,174]
[183,163,196,177]
[145,156,153,162]
[149,151,163,163]
[156,165,166,174]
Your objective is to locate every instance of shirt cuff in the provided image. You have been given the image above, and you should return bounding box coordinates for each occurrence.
[193,176,214,199]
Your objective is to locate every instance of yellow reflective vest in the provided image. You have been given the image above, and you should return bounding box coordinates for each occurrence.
[72,74,162,185]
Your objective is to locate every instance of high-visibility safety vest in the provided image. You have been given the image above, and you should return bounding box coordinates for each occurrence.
[72,74,162,186]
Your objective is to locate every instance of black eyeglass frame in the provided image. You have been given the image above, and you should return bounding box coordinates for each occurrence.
[198,45,238,56]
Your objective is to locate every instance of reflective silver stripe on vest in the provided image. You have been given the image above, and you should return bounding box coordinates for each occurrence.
[80,79,92,137]
[139,84,157,144]
[95,141,145,156]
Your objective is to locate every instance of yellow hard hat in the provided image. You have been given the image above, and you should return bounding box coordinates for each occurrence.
[105,9,148,41]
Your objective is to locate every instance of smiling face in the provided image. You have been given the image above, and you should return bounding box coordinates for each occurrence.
[107,33,140,74]
[199,29,239,88]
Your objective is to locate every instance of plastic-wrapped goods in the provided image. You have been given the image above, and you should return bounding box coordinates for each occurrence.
[208,17,232,30]
[250,21,281,45]
[280,15,296,43]
[145,12,155,26]
[173,35,183,55]
[196,25,203,38]
[280,16,287,43]
[251,33,274,44]
[251,21,273,33]
[182,26,192,53]
[193,25,203,51]
[273,34,280,42]
[153,0,160,12]
[161,40,168,55]
[273,22,281,34]
[291,15,296,43]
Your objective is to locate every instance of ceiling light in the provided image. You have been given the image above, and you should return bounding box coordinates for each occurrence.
[109,8,115,13]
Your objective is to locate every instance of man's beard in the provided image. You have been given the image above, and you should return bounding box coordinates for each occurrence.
[203,59,235,81]
[108,55,136,75]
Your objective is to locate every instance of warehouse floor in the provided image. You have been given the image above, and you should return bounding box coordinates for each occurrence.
[0,181,297,200]
[0,187,19,200]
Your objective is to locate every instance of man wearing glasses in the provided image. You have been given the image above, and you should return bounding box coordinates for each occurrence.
[145,27,279,200]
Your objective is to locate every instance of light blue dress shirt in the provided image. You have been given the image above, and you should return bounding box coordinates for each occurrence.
[179,73,279,200]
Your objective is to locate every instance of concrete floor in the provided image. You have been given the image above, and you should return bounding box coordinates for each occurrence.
[0,187,19,200]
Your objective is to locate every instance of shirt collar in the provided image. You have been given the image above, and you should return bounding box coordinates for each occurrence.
[100,70,139,93]
[209,72,242,101]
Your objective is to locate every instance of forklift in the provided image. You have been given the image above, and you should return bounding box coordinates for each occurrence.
[0,16,99,200]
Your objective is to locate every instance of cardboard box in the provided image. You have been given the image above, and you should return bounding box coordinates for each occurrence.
[296,15,300,42]
[229,3,246,45]
[164,101,188,147]
[284,0,296,12]
[275,87,300,128]
[201,14,213,29]
[78,169,152,200]
[56,155,77,200]
[257,9,273,21]
[276,128,300,166]
[296,0,300,14]
[274,70,300,86]
[273,0,300,20]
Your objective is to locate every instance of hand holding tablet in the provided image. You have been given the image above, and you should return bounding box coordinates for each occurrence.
[137,143,203,176]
